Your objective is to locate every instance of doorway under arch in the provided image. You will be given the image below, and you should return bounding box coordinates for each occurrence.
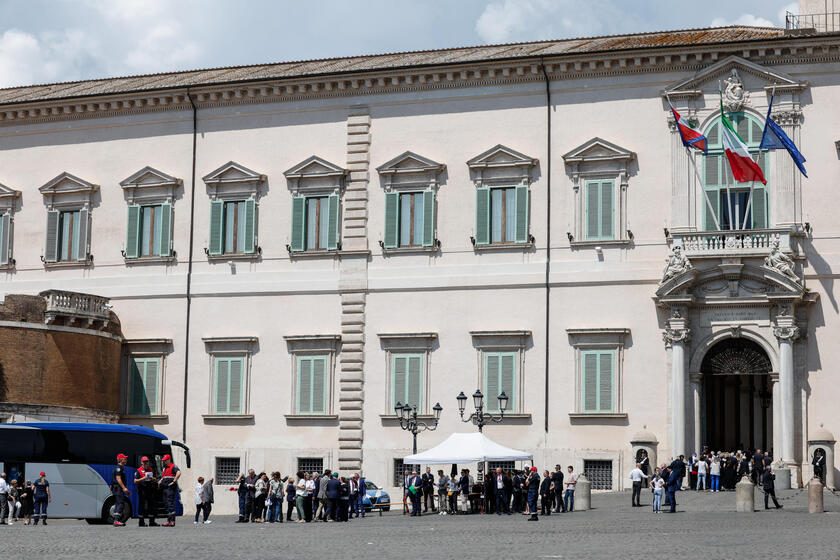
[700,338,773,452]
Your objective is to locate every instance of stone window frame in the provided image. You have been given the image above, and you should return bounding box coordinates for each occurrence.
[376,151,445,254]
[562,138,635,247]
[377,332,437,417]
[122,338,172,421]
[0,182,21,270]
[283,334,340,420]
[209,449,248,486]
[466,145,538,251]
[567,328,630,418]
[283,155,348,258]
[469,330,531,416]
[120,166,182,264]
[201,161,266,261]
[201,336,258,420]
[39,172,99,268]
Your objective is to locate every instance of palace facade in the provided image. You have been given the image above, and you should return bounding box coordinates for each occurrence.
[1,4,839,511]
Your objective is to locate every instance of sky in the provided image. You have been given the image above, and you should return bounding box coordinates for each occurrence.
[0,0,800,88]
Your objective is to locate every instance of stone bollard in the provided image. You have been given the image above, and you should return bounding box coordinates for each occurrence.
[808,477,824,513]
[735,475,755,512]
[575,474,591,511]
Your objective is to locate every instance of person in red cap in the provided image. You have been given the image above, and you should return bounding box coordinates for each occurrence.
[134,456,159,527]
[159,454,181,526]
[32,471,50,525]
[111,453,130,526]
[525,466,540,521]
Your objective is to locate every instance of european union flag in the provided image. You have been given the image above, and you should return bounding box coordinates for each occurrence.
[759,94,807,178]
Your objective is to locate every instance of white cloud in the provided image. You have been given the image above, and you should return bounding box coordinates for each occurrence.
[710,13,776,28]
[122,21,201,74]
[0,28,106,87]
[475,0,616,44]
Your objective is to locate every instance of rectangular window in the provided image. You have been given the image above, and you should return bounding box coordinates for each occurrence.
[0,211,10,266]
[215,457,240,485]
[213,356,245,415]
[140,205,163,257]
[490,187,516,243]
[305,196,330,250]
[383,190,434,249]
[128,357,161,415]
[224,200,247,254]
[487,461,515,472]
[58,210,81,261]
[298,457,324,474]
[584,460,613,490]
[393,459,420,487]
[392,354,423,410]
[290,194,339,252]
[398,193,425,247]
[584,180,614,240]
[297,356,328,414]
[484,352,516,413]
[581,350,615,413]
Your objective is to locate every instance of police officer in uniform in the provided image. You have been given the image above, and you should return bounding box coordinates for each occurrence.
[111,453,130,527]
[525,466,540,521]
[159,454,181,527]
[134,456,159,526]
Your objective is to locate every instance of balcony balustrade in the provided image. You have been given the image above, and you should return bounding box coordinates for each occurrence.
[40,289,111,328]
[671,228,792,258]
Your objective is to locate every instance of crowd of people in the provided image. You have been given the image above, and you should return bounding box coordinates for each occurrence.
[0,472,50,525]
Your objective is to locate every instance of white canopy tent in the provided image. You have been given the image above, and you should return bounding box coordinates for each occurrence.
[403,432,533,464]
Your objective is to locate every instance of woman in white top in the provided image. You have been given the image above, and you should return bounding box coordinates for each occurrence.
[709,458,721,492]
[304,474,316,522]
[696,456,708,491]
[650,469,665,513]
[294,472,307,523]
[193,477,205,524]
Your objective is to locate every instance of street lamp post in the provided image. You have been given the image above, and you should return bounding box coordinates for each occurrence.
[456,389,508,432]
[395,401,443,454]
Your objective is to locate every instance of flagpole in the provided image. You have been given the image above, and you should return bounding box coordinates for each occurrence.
[689,150,722,231]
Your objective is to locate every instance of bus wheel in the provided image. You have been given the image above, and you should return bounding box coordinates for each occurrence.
[103,498,133,524]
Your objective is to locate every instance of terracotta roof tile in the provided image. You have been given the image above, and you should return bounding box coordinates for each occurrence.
[0,26,786,105]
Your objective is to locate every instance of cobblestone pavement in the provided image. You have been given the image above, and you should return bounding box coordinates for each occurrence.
[4,488,840,559]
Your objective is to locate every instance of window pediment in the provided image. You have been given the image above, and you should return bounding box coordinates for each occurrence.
[377,151,445,191]
[0,182,21,211]
[39,172,99,209]
[120,166,182,204]
[562,137,636,165]
[284,156,347,195]
[202,161,265,200]
[662,55,807,99]
[467,144,537,187]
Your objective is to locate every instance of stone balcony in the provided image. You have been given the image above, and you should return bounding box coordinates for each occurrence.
[40,289,111,328]
[670,228,794,259]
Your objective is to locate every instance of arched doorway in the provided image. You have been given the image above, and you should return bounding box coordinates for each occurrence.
[701,338,773,452]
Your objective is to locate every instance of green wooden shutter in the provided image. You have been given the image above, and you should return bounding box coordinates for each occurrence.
[585,182,599,240]
[327,194,340,250]
[125,205,141,259]
[228,357,243,413]
[384,192,399,249]
[500,353,515,412]
[290,196,306,252]
[600,181,614,239]
[705,154,720,185]
[215,359,229,413]
[514,185,529,243]
[243,198,256,254]
[598,352,614,413]
[45,210,60,262]
[393,355,407,408]
[704,190,719,231]
[583,352,598,412]
[407,355,422,410]
[298,357,313,413]
[485,353,500,412]
[145,359,159,415]
[312,357,327,414]
[158,202,172,257]
[752,187,767,229]
[475,187,490,245]
[76,208,89,261]
[209,200,224,255]
[0,212,9,266]
[130,359,146,415]
[421,190,435,247]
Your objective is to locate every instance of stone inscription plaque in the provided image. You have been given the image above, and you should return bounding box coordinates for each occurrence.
[703,308,764,323]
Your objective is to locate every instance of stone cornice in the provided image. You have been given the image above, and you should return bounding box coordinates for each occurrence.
[3,36,840,126]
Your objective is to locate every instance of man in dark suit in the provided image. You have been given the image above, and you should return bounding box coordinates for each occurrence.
[669,456,686,490]
[326,472,341,521]
[752,449,766,485]
[539,470,552,516]
[408,471,423,516]
[421,467,435,512]
[526,467,540,521]
[551,465,565,512]
[665,466,679,513]
[458,470,470,514]
[763,467,783,510]
[511,471,523,513]
[492,468,510,515]
[483,473,495,514]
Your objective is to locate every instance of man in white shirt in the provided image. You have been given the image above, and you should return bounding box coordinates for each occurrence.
[0,473,9,525]
[564,466,578,512]
[629,463,649,507]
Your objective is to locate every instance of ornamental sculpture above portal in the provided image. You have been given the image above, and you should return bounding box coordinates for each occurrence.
[662,246,693,283]
[764,240,799,282]
[723,68,748,112]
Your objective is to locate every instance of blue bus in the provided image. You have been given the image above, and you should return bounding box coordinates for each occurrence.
[0,423,191,524]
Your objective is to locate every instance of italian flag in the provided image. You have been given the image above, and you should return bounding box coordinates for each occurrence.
[719,94,766,184]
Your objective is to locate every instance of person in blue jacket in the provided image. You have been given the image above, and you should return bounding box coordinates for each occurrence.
[526,466,540,521]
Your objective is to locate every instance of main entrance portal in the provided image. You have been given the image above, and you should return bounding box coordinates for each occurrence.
[701,338,773,452]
